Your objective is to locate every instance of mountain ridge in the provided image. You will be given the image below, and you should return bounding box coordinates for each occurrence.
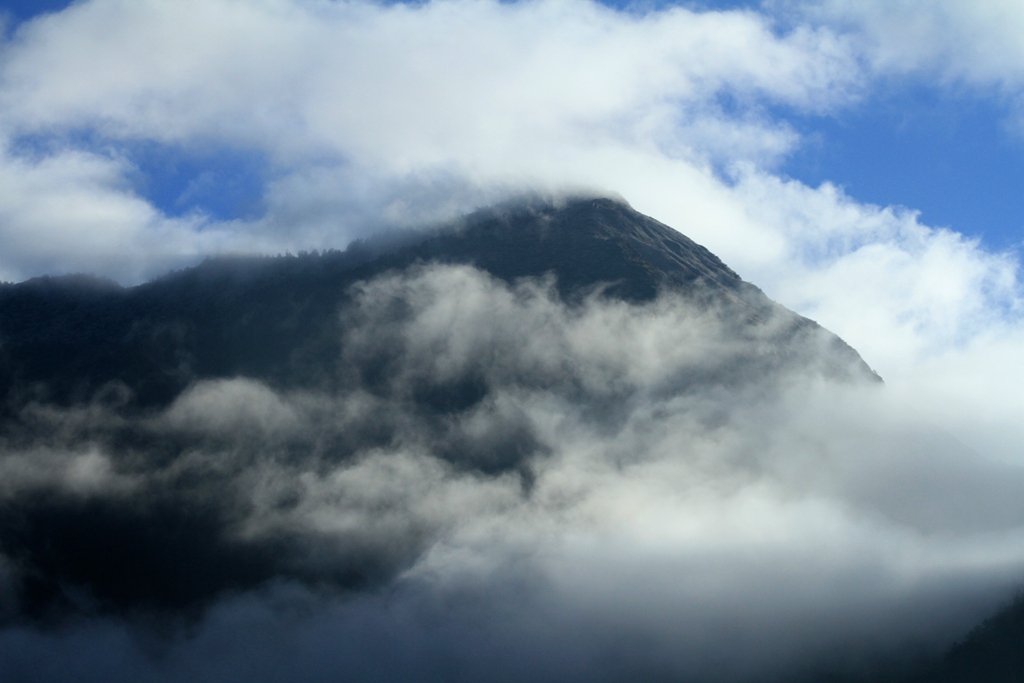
[0,196,878,415]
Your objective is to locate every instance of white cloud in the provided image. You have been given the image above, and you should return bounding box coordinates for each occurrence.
[709,170,1024,465]
[798,0,1024,93]
[0,145,248,282]
[0,0,865,281]
[0,0,858,154]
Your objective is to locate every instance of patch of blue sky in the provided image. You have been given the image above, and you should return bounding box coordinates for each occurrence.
[0,0,761,21]
[777,82,1024,253]
[125,141,271,223]
[0,0,74,28]
[10,130,271,223]
[596,0,1024,253]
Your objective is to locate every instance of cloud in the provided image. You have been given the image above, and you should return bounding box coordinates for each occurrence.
[712,169,1024,466]
[795,0,1024,92]
[0,0,856,152]
[0,0,864,282]
[2,265,1023,680]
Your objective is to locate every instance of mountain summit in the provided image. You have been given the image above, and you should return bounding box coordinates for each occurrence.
[0,196,876,416]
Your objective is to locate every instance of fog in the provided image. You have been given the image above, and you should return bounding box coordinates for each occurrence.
[1,264,1022,681]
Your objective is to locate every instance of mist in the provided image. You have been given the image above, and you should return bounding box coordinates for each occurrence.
[2,264,1022,681]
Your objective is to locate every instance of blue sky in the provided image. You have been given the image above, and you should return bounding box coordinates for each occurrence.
[0,0,71,23]
[783,82,1024,252]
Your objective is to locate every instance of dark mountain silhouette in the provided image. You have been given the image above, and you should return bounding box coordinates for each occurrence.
[0,197,876,416]
[907,592,1024,683]
[0,196,883,620]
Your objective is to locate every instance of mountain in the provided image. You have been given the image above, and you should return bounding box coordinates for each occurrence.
[909,592,1024,683]
[7,196,1018,683]
[0,197,876,417]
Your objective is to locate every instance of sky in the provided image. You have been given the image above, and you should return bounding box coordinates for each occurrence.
[2,0,1024,680]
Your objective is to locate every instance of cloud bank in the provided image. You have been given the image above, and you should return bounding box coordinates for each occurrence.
[2,265,1024,681]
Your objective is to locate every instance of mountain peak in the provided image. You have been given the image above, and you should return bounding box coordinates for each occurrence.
[0,194,885,624]
[0,196,878,415]
[407,195,746,303]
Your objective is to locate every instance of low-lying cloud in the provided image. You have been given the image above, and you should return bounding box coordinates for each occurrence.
[2,265,1022,681]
